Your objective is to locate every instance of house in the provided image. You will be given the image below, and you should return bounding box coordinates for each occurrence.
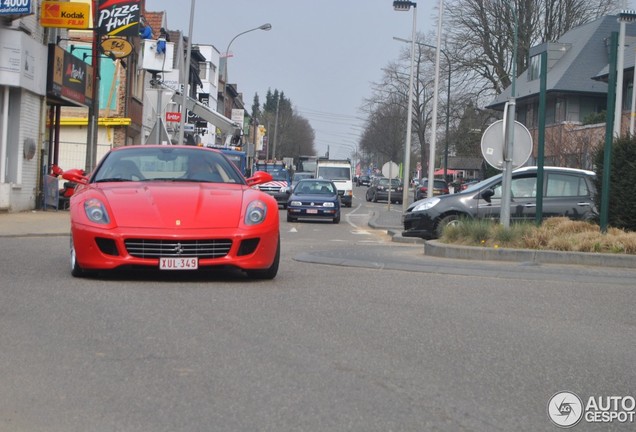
[446,156,486,181]
[486,15,636,170]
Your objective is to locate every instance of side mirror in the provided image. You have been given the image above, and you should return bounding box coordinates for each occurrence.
[480,188,494,203]
[281,186,291,194]
[61,168,88,185]
[246,170,273,187]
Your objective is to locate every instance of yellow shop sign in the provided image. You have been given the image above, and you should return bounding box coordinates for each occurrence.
[40,1,90,29]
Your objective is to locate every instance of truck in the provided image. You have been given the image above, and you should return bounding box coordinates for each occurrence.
[295,155,326,174]
[211,146,247,176]
[315,159,353,207]
[253,160,292,208]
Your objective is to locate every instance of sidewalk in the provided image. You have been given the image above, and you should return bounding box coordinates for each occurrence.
[0,209,70,237]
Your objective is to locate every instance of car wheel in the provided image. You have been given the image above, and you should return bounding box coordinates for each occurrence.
[436,214,460,237]
[70,235,95,278]
[333,213,340,224]
[246,235,280,280]
[286,214,296,223]
[372,192,378,203]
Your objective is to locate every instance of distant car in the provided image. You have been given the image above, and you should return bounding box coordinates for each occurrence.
[414,179,450,200]
[366,177,403,203]
[286,179,341,223]
[356,175,371,186]
[60,145,281,279]
[402,166,598,239]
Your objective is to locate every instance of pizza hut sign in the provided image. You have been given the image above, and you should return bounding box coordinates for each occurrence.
[97,0,141,37]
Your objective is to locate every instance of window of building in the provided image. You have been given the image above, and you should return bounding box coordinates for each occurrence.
[528,54,542,81]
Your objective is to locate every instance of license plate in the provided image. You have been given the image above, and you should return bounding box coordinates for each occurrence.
[307,209,318,214]
[159,257,198,270]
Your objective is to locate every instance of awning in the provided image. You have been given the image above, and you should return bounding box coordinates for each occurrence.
[434,168,459,175]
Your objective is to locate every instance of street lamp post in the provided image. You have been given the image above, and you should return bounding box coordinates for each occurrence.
[424,45,451,181]
[178,0,196,145]
[393,0,417,212]
[426,0,445,199]
[393,37,452,181]
[223,23,272,86]
[222,23,271,162]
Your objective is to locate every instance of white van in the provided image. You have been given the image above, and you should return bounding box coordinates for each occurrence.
[315,159,353,207]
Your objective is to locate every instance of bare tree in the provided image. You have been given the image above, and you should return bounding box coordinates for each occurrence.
[361,37,439,173]
[445,0,620,98]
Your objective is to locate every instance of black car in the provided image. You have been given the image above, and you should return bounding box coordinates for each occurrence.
[356,175,371,186]
[414,178,450,200]
[366,177,403,203]
[402,166,598,239]
[286,179,341,223]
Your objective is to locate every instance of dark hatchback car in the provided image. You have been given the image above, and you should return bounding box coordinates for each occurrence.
[414,178,450,200]
[403,166,598,239]
[356,175,371,186]
[366,177,404,203]
[286,179,341,223]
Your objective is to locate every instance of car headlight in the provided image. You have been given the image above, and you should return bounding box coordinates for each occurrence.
[290,200,302,207]
[323,202,335,208]
[413,197,440,212]
[84,198,110,224]
[245,200,267,225]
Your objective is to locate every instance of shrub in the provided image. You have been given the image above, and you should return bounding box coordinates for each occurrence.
[439,217,636,254]
[594,135,636,231]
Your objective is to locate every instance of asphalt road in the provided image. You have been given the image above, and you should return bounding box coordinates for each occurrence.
[0,200,634,431]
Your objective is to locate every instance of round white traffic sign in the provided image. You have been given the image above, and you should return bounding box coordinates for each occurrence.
[382,161,400,179]
[481,119,533,170]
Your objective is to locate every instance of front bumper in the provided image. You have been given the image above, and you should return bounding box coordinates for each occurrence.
[71,222,280,272]
[287,206,339,219]
[401,211,436,239]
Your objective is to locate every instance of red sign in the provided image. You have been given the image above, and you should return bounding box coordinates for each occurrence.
[166,112,181,122]
[98,0,141,37]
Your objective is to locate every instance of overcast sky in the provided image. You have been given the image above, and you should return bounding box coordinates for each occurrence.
[146,0,438,159]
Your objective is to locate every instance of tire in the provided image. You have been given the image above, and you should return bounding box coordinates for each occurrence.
[436,214,460,238]
[333,213,340,224]
[246,235,280,280]
[287,214,296,223]
[372,192,378,203]
[70,235,95,278]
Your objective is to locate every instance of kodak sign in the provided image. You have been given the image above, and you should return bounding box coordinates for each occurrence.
[40,1,90,29]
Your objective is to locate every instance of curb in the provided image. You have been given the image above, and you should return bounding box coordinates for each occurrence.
[424,240,636,269]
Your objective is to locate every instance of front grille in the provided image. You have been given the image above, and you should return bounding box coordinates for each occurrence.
[125,238,232,259]
[260,185,282,193]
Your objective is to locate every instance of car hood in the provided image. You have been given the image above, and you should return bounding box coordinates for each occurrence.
[291,193,338,202]
[99,183,245,229]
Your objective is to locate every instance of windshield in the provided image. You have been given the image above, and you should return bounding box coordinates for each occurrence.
[379,178,401,187]
[270,170,289,181]
[463,174,503,192]
[317,166,351,180]
[93,147,245,184]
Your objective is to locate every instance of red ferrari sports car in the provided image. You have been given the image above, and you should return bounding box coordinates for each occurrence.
[61,145,280,279]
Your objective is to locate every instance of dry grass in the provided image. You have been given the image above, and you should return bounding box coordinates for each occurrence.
[440,217,636,254]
